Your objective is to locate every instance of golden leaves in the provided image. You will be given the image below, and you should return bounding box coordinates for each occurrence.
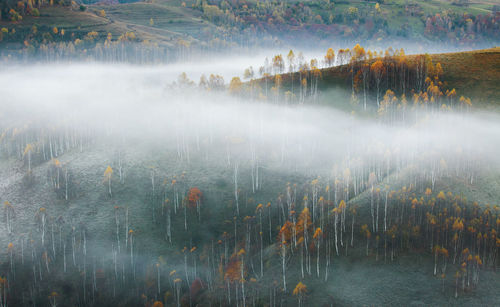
[104,166,113,178]
[292,281,307,296]
[313,227,322,240]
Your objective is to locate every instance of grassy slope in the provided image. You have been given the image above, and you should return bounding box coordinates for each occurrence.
[97,1,213,44]
[431,48,500,106]
[1,138,499,305]
[0,3,207,48]
[276,48,500,107]
[0,7,112,47]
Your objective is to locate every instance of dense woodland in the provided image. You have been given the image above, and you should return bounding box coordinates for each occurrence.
[194,0,500,46]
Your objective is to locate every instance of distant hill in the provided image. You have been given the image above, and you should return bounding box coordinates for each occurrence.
[0,2,203,49]
[1,0,499,58]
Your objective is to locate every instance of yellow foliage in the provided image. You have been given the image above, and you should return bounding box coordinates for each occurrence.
[104,166,113,178]
[293,281,307,296]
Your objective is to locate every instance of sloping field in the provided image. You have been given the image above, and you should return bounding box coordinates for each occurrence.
[430,48,500,106]
[275,48,500,107]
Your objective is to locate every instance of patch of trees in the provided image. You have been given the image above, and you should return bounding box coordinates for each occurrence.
[229,45,474,114]
[192,0,499,47]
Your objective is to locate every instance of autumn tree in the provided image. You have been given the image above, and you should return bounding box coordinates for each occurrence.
[324,48,335,67]
[313,227,322,277]
[272,54,284,74]
[208,74,225,90]
[293,281,307,307]
[278,221,292,291]
[187,187,202,220]
[23,143,34,172]
[287,50,295,92]
[104,165,113,197]
[229,77,243,96]
[371,60,385,107]
[48,292,58,307]
[297,207,312,274]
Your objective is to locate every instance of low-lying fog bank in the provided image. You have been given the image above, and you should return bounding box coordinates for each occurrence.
[1,64,499,173]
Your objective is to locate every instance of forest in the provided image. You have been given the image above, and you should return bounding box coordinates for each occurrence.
[0,1,499,307]
[1,0,500,62]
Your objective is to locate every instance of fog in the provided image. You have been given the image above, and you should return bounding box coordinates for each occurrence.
[0,55,499,307]
[0,49,325,84]
[1,63,499,179]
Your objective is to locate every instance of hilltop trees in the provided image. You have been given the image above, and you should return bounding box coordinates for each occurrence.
[324,48,335,67]
[243,44,469,113]
[272,54,285,74]
[229,77,243,96]
[371,60,385,107]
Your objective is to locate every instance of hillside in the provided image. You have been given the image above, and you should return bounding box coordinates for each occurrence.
[270,47,500,107]
[1,0,499,58]
[429,48,500,106]
[0,3,203,50]
[1,131,499,306]
[0,2,499,306]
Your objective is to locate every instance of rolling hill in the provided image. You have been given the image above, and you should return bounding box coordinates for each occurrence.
[271,47,500,108]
